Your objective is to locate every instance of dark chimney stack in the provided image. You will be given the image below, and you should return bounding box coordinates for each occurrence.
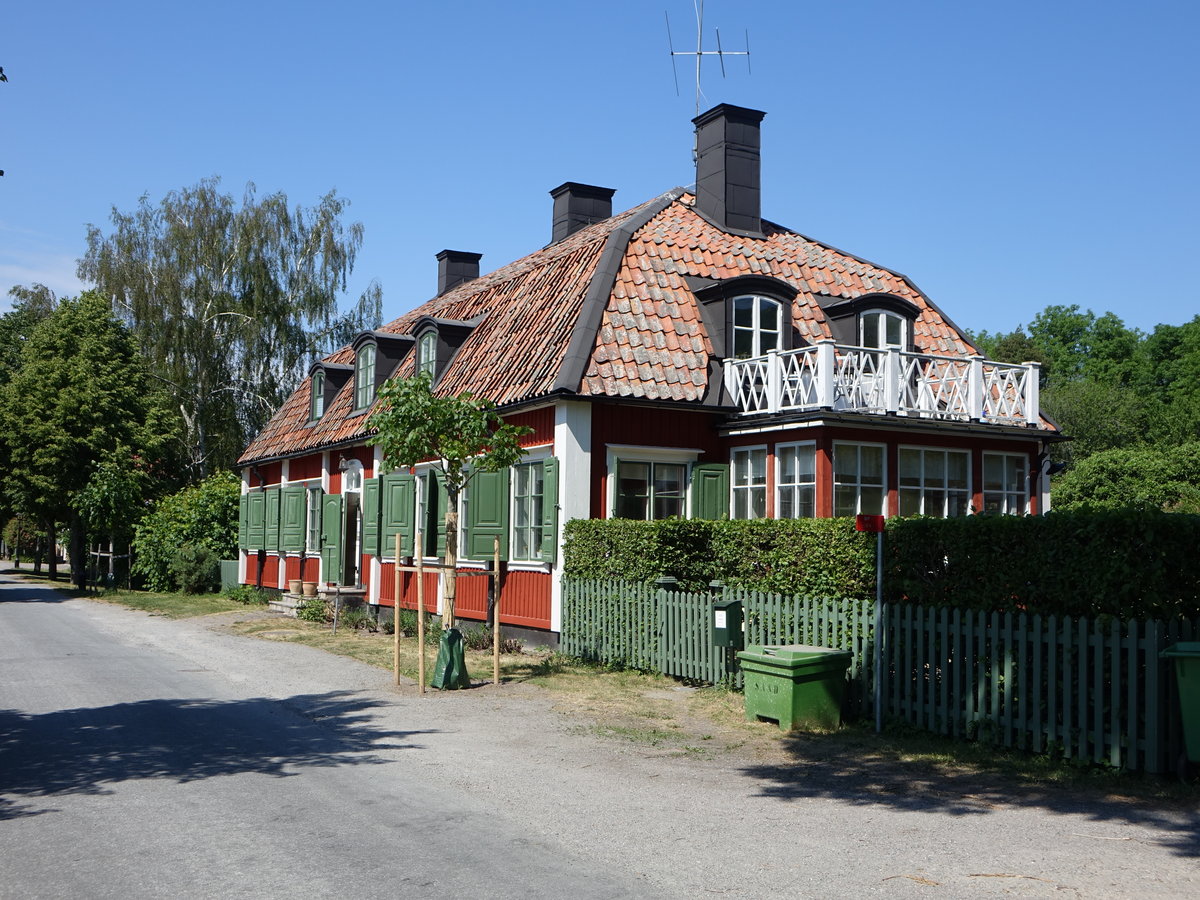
[436,249,482,295]
[692,103,766,235]
[550,182,616,243]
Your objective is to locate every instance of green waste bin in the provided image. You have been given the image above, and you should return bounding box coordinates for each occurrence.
[737,644,853,732]
[1162,642,1200,765]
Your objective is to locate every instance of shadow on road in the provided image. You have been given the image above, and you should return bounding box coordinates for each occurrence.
[0,574,66,603]
[739,730,1200,858]
[0,691,431,820]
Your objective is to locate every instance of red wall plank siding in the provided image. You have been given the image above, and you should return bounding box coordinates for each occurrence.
[255,462,283,486]
[381,565,550,630]
[506,407,555,447]
[288,453,323,481]
[259,554,280,588]
[497,570,551,630]
[282,556,320,582]
[244,553,259,585]
[591,403,724,517]
[396,571,440,613]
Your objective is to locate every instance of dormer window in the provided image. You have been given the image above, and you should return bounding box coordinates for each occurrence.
[417,331,437,377]
[354,343,376,410]
[861,310,906,351]
[732,295,782,359]
[310,370,325,421]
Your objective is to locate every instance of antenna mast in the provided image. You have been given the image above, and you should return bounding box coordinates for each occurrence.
[666,1,751,117]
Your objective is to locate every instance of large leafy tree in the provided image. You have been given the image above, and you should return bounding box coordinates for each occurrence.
[368,372,531,627]
[0,292,178,585]
[78,177,382,478]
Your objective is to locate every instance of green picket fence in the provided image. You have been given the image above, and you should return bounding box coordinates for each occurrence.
[560,578,873,704]
[882,605,1199,774]
[561,577,1196,773]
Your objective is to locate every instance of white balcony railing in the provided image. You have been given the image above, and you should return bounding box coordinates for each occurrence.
[724,341,1041,426]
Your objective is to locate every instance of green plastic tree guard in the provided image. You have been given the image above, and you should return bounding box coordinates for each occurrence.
[738,644,853,731]
[1162,642,1200,765]
[431,627,471,691]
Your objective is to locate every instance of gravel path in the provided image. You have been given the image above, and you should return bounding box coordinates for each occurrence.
[3,578,1197,898]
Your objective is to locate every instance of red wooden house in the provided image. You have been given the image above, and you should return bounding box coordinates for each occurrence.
[237,104,1060,640]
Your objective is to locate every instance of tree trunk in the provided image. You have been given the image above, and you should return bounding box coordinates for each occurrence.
[443,505,458,629]
[45,523,58,580]
[69,515,87,591]
[34,533,43,575]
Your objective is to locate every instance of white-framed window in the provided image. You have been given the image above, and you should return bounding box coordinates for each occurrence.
[899,447,970,517]
[732,294,782,359]
[512,461,546,561]
[417,331,437,377]
[776,442,816,519]
[860,310,906,351]
[310,370,325,421]
[983,452,1028,515]
[306,485,322,552]
[833,442,886,516]
[731,446,767,519]
[354,343,376,410]
[615,461,686,519]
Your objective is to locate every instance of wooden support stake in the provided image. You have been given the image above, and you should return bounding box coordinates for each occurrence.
[416,532,426,695]
[492,535,501,687]
[393,532,402,686]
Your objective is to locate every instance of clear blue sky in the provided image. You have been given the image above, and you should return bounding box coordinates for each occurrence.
[3,1,1196,338]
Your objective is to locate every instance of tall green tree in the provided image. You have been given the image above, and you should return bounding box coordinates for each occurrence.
[0,292,177,586]
[78,177,382,478]
[368,372,531,627]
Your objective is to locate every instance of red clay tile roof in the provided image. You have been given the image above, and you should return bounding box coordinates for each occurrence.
[239,190,1033,466]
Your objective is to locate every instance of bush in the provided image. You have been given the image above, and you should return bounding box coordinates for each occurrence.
[227,585,270,605]
[338,608,376,632]
[296,597,330,623]
[169,543,219,594]
[461,624,523,654]
[132,472,239,591]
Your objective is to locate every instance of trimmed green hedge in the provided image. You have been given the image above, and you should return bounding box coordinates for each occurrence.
[884,510,1200,619]
[563,518,875,598]
[564,510,1200,619]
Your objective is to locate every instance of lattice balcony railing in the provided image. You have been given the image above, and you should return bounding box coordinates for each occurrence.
[724,342,1041,426]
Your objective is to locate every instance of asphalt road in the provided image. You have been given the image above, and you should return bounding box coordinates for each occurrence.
[2,574,1197,898]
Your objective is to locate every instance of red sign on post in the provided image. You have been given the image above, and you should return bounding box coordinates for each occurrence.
[855,514,885,533]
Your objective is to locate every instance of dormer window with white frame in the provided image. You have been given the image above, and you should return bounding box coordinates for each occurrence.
[732,295,782,359]
[860,310,907,351]
[417,331,437,377]
[354,342,376,410]
[310,370,325,421]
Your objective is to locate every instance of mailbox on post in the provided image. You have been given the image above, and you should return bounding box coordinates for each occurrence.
[712,597,744,650]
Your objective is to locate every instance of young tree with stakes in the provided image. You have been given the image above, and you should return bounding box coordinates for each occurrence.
[368,371,530,630]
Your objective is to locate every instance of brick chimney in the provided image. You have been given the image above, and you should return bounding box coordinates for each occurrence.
[436,249,482,295]
[692,103,766,235]
[549,182,616,243]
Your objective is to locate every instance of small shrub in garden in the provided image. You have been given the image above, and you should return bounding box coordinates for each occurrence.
[338,608,374,632]
[170,543,220,594]
[296,597,329,623]
[226,585,269,605]
[462,624,523,654]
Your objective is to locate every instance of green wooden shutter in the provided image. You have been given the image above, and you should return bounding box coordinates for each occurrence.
[265,488,281,551]
[248,493,267,549]
[466,468,509,560]
[428,470,448,558]
[362,477,381,557]
[238,494,249,550]
[321,493,343,584]
[692,463,730,520]
[280,485,306,552]
[540,457,559,564]
[382,473,416,558]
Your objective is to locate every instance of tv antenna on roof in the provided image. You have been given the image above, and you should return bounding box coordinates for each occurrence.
[665,1,751,117]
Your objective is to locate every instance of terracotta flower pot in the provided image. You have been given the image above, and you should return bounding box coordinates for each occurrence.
[288,579,303,595]
[302,581,318,597]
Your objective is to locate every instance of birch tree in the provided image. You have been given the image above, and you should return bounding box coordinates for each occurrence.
[78,177,382,478]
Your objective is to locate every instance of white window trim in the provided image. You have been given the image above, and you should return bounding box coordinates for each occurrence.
[775,440,817,520]
[897,445,972,518]
[509,446,551,566]
[832,440,888,517]
[605,445,702,519]
[859,309,907,351]
[732,294,784,359]
[983,451,1030,516]
[731,444,768,520]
